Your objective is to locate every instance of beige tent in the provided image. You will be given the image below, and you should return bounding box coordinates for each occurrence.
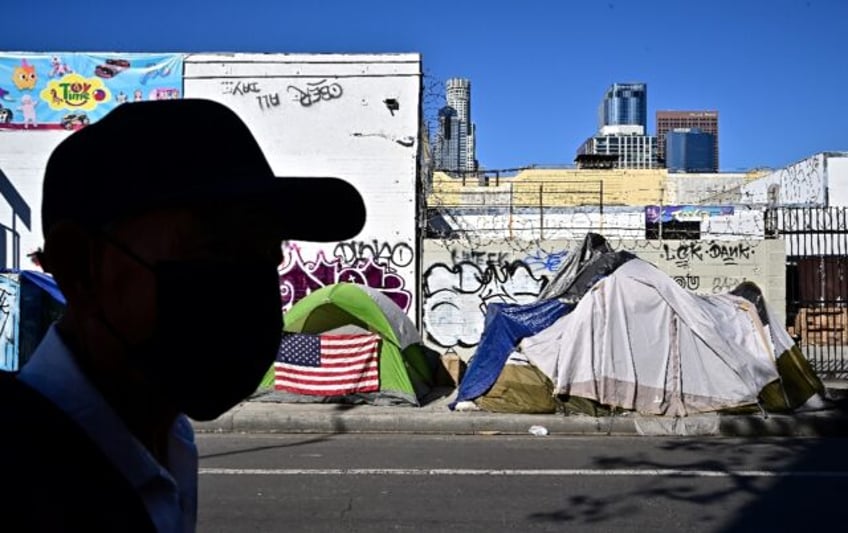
[521,259,825,416]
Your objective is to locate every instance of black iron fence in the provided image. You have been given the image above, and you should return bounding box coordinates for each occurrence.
[771,207,848,376]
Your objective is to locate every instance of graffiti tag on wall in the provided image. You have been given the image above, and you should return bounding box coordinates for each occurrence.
[449,248,510,269]
[523,249,568,273]
[672,275,750,294]
[221,80,261,96]
[220,79,281,112]
[422,261,547,348]
[661,241,754,268]
[334,240,415,269]
[287,79,344,107]
[278,243,413,312]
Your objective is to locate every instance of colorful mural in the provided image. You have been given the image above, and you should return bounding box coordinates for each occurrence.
[0,53,183,130]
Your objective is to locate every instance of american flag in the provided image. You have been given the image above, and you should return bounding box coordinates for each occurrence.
[274,333,381,396]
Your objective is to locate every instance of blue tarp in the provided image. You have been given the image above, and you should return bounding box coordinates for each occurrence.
[20,271,66,306]
[450,299,572,409]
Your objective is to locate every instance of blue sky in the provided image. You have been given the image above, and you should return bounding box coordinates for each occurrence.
[2,0,846,172]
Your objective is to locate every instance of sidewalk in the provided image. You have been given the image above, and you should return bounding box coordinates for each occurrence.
[192,381,848,438]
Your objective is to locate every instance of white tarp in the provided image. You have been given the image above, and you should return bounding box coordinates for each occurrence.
[520,259,781,416]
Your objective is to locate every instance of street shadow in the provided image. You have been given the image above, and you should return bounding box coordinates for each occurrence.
[525,435,848,530]
[199,434,335,460]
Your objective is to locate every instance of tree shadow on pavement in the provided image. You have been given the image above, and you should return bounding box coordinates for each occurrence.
[526,435,848,531]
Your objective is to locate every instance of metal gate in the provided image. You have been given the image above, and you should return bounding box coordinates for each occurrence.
[770,207,848,377]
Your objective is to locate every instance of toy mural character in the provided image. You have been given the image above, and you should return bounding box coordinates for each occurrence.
[48,88,63,106]
[95,59,131,79]
[49,56,73,78]
[133,89,143,102]
[116,91,128,104]
[12,59,37,91]
[18,95,38,128]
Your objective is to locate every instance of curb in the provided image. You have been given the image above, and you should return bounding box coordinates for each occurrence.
[192,401,848,438]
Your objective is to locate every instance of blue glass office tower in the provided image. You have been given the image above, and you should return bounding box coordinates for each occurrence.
[598,83,647,129]
[666,128,716,172]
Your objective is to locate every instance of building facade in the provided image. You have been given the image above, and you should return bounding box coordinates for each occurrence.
[598,82,647,129]
[433,78,476,173]
[578,125,659,169]
[666,128,717,173]
[656,110,719,171]
[0,52,424,321]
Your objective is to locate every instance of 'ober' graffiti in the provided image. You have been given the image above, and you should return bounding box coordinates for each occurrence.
[287,79,344,107]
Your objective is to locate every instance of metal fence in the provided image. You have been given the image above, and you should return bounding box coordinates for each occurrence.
[771,207,848,376]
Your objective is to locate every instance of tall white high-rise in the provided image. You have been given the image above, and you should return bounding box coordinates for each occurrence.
[434,78,476,173]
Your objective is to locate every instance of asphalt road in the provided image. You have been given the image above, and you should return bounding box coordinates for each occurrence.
[197,434,848,532]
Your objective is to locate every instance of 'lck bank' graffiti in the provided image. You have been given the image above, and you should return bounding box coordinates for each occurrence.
[0,53,183,130]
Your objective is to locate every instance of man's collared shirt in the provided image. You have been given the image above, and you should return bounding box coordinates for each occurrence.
[18,325,198,533]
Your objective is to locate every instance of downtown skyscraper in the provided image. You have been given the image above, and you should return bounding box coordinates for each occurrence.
[598,82,647,129]
[433,78,477,173]
[656,110,719,171]
[578,82,658,169]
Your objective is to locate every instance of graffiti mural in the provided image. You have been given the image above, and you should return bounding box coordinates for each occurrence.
[278,244,413,312]
[422,261,547,348]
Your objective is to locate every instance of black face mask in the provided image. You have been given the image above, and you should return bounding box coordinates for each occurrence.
[97,236,283,421]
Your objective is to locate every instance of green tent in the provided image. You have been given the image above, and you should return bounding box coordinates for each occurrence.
[261,283,434,406]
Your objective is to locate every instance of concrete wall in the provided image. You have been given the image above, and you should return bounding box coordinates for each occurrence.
[665,172,752,204]
[422,237,786,359]
[429,168,667,208]
[434,206,765,242]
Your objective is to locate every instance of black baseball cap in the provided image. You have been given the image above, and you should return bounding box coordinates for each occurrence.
[41,98,366,241]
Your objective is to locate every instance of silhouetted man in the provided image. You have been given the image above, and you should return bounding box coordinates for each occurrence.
[0,99,365,532]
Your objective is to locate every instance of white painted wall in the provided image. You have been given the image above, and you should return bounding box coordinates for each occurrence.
[740,153,826,206]
[825,153,848,206]
[184,53,422,315]
[701,210,764,239]
[0,53,423,323]
[0,130,70,269]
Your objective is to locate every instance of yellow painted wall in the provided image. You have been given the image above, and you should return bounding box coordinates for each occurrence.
[428,168,667,207]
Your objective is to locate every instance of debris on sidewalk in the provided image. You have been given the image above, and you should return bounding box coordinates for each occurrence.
[528,425,549,436]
